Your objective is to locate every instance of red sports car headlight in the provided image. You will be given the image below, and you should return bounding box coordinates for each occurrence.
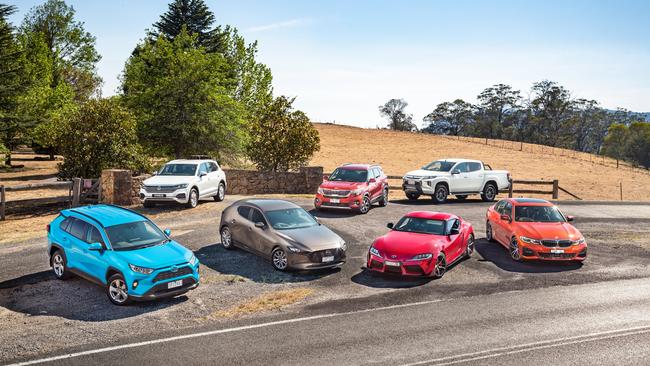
[369,246,382,258]
[411,253,433,260]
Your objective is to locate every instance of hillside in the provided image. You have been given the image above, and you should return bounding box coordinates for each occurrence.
[310,123,650,201]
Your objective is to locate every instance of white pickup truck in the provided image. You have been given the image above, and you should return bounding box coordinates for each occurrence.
[402,158,510,204]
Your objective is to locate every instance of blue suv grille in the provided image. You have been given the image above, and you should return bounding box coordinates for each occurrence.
[154,266,193,282]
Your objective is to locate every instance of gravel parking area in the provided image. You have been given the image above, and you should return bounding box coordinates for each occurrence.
[1,195,650,363]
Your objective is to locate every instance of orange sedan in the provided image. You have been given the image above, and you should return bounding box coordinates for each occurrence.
[486,198,587,261]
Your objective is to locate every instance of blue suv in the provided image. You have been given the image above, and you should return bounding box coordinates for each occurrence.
[47,205,200,305]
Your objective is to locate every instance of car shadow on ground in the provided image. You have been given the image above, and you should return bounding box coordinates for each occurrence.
[350,258,466,289]
[475,239,583,273]
[0,272,187,322]
[195,244,340,284]
[390,198,491,206]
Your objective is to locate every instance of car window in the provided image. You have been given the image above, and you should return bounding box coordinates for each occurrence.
[250,209,267,225]
[265,208,318,230]
[445,219,460,234]
[60,217,73,232]
[198,163,209,175]
[515,205,566,222]
[422,160,455,172]
[454,163,469,173]
[209,162,218,172]
[158,163,197,176]
[105,221,167,250]
[237,206,251,220]
[393,217,446,235]
[494,200,506,213]
[468,162,482,172]
[328,168,368,182]
[88,226,105,245]
[373,168,382,178]
[68,218,89,241]
[503,202,513,216]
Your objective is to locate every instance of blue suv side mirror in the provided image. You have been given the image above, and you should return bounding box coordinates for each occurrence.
[88,242,103,251]
[164,228,172,236]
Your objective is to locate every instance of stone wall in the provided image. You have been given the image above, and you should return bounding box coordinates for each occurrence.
[100,169,135,205]
[223,166,323,195]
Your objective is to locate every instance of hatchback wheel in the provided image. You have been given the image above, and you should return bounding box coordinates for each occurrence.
[107,273,131,306]
[214,182,225,202]
[358,195,371,214]
[221,226,234,250]
[465,234,475,258]
[509,237,522,261]
[432,254,447,279]
[51,250,71,280]
[187,188,199,208]
[271,247,288,271]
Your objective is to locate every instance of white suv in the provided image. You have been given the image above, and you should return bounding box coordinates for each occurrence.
[140,159,227,208]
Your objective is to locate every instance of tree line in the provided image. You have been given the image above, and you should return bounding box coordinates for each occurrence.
[379,81,650,168]
[0,0,319,177]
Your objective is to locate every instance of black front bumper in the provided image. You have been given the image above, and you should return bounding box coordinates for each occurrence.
[402,180,423,194]
[131,277,199,301]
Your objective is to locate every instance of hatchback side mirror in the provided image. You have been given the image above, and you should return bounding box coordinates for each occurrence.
[88,242,103,251]
[254,222,266,229]
[566,215,574,222]
[323,175,329,181]
[387,222,394,229]
[451,169,460,175]
[164,228,172,236]
[500,214,511,222]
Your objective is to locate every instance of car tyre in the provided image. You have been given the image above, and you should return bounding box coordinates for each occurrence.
[187,188,199,208]
[358,195,371,214]
[378,188,389,207]
[481,183,497,202]
[465,233,475,258]
[221,226,234,250]
[214,182,226,202]
[432,184,449,204]
[271,247,289,271]
[51,250,72,280]
[405,192,420,201]
[486,221,495,242]
[107,273,132,306]
[509,237,522,262]
[432,254,447,279]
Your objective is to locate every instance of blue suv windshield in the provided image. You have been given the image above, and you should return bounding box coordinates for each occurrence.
[105,221,168,250]
[158,164,197,176]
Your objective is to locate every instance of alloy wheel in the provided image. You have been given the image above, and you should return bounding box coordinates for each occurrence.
[272,249,288,270]
[218,184,225,200]
[189,190,198,207]
[433,256,447,278]
[466,234,475,256]
[485,185,496,200]
[221,227,232,248]
[109,279,128,304]
[52,254,64,277]
[486,223,493,241]
[359,196,370,214]
[510,238,521,261]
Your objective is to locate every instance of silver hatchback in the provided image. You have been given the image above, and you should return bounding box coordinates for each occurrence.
[219,199,347,271]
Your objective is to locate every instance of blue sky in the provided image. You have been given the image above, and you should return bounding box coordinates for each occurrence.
[9,0,650,128]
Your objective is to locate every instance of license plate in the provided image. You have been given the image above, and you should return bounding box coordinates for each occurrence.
[167,279,183,289]
[385,260,400,267]
[550,249,565,254]
[408,180,414,185]
[330,198,340,203]
[322,256,335,263]
[152,194,166,198]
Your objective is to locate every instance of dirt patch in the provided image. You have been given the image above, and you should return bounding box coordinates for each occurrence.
[211,288,314,318]
[310,123,650,201]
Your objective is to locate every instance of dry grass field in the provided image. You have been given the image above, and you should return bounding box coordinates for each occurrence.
[310,123,650,201]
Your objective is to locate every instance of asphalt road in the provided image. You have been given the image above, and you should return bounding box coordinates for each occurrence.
[2,195,650,365]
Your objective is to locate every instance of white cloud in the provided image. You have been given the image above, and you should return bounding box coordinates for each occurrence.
[246,18,312,33]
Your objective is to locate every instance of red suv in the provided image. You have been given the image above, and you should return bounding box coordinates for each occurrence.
[314,164,389,214]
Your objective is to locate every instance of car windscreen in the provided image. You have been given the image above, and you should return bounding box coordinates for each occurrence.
[328,168,368,182]
[514,205,566,223]
[393,217,446,235]
[265,208,318,230]
[158,164,197,176]
[422,160,456,172]
[105,221,168,250]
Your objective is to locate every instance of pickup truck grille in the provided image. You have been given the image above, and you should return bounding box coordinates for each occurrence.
[144,185,178,193]
[323,189,350,197]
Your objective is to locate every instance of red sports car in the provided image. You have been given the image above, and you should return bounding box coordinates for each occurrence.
[367,211,475,278]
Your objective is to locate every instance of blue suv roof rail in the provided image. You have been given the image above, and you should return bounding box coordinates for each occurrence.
[102,204,151,221]
[69,209,106,228]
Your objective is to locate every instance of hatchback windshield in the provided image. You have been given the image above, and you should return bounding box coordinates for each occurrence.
[158,164,197,176]
[515,205,566,222]
[105,221,168,250]
[393,217,446,235]
[328,168,368,182]
[266,208,318,230]
[422,160,456,172]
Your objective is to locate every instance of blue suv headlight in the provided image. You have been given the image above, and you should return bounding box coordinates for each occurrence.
[129,264,154,275]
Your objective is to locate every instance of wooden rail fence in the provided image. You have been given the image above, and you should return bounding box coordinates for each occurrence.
[0,178,100,220]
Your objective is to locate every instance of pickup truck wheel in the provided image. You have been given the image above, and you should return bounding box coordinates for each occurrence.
[213,182,225,202]
[378,188,389,207]
[433,184,449,204]
[187,188,199,208]
[455,195,468,201]
[405,192,420,201]
[481,183,497,202]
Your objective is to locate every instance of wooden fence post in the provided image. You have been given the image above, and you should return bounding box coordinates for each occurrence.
[508,179,513,198]
[71,178,81,207]
[1,185,5,221]
[552,180,559,199]
[620,182,623,201]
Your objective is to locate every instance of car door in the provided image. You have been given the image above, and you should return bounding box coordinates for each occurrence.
[248,208,275,257]
[65,217,93,275]
[83,225,110,282]
[369,168,382,200]
[207,162,221,193]
[231,206,252,249]
[450,162,471,193]
[495,201,514,244]
[445,218,465,262]
[466,162,485,191]
[197,162,213,197]
[489,200,506,243]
